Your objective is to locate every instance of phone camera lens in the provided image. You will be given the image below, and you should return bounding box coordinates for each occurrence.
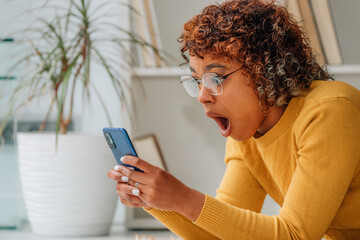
[104,132,116,149]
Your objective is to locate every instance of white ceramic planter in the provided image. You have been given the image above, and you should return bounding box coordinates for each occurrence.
[17,132,117,237]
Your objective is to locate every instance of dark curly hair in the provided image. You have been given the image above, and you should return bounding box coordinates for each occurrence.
[178,0,333,109]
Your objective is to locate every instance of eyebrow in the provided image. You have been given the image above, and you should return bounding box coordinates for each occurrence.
[189,63,227,74]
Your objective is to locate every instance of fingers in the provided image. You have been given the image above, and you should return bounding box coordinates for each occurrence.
[109,169,143,196]
[117,190,143,204]
[111,164,150,186]
[113,165,133,178]
[109,165,146,197]
[128,179,141,189]
[116,180,141,197]
[108,160,152,209]
[119,197,148,208]
[117,191,148,208]
[108,166,149,208]
[121,155,155,173]
[113,180,147,208]
[107,169,130,183]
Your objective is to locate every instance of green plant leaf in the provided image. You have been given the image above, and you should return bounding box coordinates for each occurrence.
[0,0,169,147]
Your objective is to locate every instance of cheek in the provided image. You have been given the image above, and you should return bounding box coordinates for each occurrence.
[234,100,263,126]
[230,91,264,138]
[232,111,264,141]
[231,85,262,118]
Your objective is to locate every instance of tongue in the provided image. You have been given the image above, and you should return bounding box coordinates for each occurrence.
[217,117,231,137]
[219,117,229,131]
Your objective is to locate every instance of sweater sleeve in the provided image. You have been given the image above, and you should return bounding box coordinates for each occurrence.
[193,98,360,239]
[216,137,267,212]
[144,137,267,239]
[144,208,220,239]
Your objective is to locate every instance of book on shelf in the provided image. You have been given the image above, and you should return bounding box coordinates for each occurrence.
[143,0,162,67]
[295,0,326,65]
[286,0,344,65]
[285,0,303,26]
[309,0,342,65]
[130,0,162,68]
[131,0,153,67]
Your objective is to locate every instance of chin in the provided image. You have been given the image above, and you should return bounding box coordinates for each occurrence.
[230,135,250,142]
[231,136,249,142]
[229,132,253,142]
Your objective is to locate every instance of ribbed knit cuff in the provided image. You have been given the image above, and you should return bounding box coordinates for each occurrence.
[144,208,183,223]
[193,194,229,233]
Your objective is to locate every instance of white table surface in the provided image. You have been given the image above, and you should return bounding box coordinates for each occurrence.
[0,223,179,240]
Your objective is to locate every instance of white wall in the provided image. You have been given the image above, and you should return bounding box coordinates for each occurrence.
[153,0,224,66]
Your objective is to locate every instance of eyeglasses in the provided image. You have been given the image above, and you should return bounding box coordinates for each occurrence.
[180,67,242,97]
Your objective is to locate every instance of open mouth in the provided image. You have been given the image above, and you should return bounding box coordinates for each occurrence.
[206,112,232,137]
[216,117,230,132]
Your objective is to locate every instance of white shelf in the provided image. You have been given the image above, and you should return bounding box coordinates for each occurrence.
[327,64,360,75]
[133,67,189,77]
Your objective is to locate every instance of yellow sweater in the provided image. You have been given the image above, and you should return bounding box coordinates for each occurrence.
[146,80,360,240]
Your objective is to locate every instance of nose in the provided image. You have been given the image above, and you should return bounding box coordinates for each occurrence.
[197,84,215,104]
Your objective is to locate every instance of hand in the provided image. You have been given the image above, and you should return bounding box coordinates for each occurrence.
[108,156,205,220]
[107,165,150,209]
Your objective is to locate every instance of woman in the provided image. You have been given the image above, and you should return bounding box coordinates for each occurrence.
[108,0,360,239]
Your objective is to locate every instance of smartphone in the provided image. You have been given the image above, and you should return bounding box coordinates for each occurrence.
[103,127,143,172]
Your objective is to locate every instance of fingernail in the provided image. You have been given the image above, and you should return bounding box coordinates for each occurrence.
[114,165,120,171]
[120,156,125,162]
[132,189,140,196]
[121,176,129,182]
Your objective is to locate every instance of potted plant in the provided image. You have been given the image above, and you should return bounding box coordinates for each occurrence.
[0,0,164,236]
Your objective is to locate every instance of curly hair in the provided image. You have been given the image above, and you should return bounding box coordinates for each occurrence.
[178,0,333,109]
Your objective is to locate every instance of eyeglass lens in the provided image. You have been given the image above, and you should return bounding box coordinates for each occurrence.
[181,73,223,97]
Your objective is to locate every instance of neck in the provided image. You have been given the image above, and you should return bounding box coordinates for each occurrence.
[256,105,286,137]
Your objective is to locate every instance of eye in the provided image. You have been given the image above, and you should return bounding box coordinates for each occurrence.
[212,75,222,85]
